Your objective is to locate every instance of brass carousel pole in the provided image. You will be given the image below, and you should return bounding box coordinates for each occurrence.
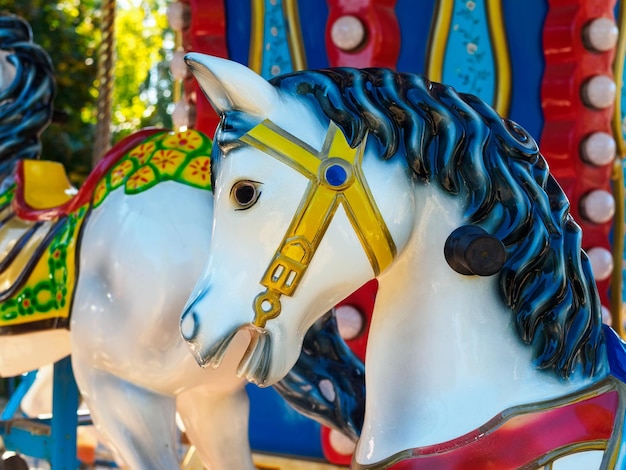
[92,0,116,166]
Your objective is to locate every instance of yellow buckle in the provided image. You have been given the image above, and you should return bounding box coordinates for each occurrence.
[261,236,313,297]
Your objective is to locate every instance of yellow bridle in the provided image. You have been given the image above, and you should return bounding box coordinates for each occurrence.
[239,120,397,327]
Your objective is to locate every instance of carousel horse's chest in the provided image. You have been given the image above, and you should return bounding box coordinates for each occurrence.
[369,381,621,469]
[365,329,626,470]
[0,129,212,334]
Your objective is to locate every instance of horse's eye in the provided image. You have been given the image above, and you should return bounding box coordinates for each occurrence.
[231,180,261,210]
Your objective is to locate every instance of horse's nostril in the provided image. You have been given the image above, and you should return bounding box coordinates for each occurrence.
[180,310,199,340]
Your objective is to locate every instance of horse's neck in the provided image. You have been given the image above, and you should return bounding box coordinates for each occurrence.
[355,185,607,465]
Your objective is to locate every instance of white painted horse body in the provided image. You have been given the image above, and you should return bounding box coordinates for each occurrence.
[0,132,255,470]
[181,54,626,469]
[72,173,254,469]
[0,16,367,469]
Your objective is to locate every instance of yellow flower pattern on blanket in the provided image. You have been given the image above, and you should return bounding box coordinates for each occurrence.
[93,129,213,207]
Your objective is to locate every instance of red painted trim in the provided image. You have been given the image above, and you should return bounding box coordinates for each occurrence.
[325,0,400,69]
[540,0,617,306]
[13,128,166,221]
[189,0,227,135]
[388,389,618,469]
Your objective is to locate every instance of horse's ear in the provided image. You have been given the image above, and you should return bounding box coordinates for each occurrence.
[185,53,278,117]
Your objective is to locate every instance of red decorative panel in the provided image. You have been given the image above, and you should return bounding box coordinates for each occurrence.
[541,0,617,307]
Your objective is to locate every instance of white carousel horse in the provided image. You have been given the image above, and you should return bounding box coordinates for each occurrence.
[180,53,626,470]
[0,15,365,469]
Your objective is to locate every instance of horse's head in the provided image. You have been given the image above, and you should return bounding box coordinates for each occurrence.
[182,54,606,387]
[180,55,415,385]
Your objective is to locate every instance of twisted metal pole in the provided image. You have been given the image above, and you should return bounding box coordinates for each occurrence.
[92,0,116,166]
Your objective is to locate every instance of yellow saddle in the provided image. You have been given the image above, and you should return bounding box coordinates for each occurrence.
[20,160,77,210]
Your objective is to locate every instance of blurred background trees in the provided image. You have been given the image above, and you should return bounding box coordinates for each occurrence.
[0,0,174,183]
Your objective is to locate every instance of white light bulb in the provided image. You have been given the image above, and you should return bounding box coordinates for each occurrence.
[584,18,619,52]
[582,75,616,109]
[172,100,195,130]
[581,132,616,166]
[335,304,364,340]
[580,189,615,224]
[170,50,189,81]
[331,15,366,52]
[587,246,613,281]
[166,2,191,31]
[329,429,356,456]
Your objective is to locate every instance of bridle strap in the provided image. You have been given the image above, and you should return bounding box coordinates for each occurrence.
[239,120,396,327]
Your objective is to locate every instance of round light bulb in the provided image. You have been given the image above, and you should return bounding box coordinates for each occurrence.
[172,100,195,130]
[583,18,619,52]
[601,305,612,326]
[587,246,613,281]
[582,75,616,109]
[580,189,615,224]
[329,429,356,456]
[581,132,616,166]
[335,304,364,340]
[170,50,189,81]
[330,15,366,52]
[166,2,191,31]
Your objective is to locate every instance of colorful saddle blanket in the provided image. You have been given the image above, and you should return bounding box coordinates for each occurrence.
[0,128,212,334]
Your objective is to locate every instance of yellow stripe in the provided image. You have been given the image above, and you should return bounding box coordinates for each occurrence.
[425,0,453,83]
[610,2,626,336]
[241,121,321,178]
[283,0,307,71]
[486,0,511,117]
[285,186,338,249]
[342,185,396,275]
[248,0,264,74]
[612,0,626,159]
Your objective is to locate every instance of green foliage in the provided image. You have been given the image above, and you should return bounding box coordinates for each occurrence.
[0,0,173,182]
[113,0,173,141]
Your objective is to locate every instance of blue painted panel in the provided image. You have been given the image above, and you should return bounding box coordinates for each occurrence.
[396,0,436,74]
[247,384,325,459]
[260,0,294,78]
[297,0,329,69]
[501,0,546,139]
[225,0,252,66]
[442,0,495,105]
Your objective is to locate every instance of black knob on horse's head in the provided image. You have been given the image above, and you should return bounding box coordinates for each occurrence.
[444,225,506,276]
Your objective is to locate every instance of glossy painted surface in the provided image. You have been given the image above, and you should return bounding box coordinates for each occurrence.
[183,54,626,469]
[0,15,367,468]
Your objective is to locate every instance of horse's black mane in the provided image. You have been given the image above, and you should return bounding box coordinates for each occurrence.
[271,68,604,379]
[0,14,55,175]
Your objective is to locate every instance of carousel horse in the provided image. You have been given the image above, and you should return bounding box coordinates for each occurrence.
[181,53,626,470]
[0,15,365,469]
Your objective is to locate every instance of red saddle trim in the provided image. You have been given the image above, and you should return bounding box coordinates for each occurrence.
[13,128,166,221]
[383,389,618,470]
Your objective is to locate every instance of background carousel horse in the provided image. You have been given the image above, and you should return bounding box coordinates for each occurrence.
[0,14,365,469]
[180,54,626,470]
